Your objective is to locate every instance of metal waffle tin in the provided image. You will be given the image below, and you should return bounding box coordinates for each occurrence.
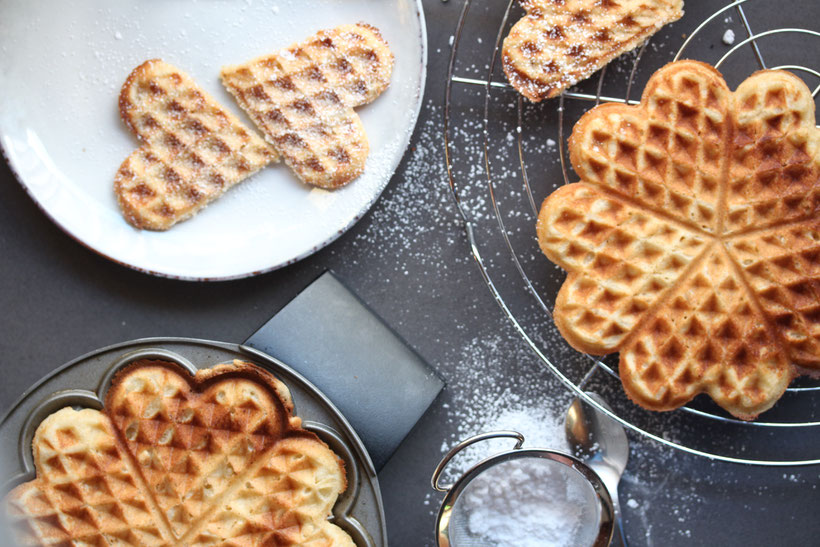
[0,337,387,546]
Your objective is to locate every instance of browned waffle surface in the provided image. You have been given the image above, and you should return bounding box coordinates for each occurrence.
[6,409,168,545]
[537,61,820,419]
[503,0,683,102]
[538,183,711,355]
[221,23,394,189]
[115,60,277,230]
[5,360,355,546]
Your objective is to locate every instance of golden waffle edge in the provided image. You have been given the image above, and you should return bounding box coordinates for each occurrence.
[537,60,820,419]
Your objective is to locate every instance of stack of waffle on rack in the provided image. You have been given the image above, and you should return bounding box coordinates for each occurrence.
[4,360,355,546]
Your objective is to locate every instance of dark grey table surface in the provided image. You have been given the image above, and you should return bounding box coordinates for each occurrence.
[2,1,819,545]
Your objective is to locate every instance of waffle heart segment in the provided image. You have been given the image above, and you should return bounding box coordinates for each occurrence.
[569,60,731,234]
[537,183,710,354]
[115,59,278,230]
[727,222,820,369]
[221,23,394,189]
[6,408,169,545]
[620,246,792,419]
[537,61,820,418]
[726,70,820,234]
[105,362,293,538]
[5,360,354,546]
[502,0,683,102]
[189,438,356,546]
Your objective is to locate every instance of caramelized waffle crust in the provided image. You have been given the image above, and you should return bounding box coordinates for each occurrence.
[537,61,820,419]
[221,23,394,189]
[116,60,277,231]
[503,0,683,102]
[5,360,355,546]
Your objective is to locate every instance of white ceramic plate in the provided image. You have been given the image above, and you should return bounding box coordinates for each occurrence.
[0,0,426,280]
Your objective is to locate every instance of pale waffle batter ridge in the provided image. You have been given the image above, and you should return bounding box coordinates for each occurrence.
[115,60,277,231]
[503,0,683,102]
[4,360,355,546]
[221,23,394,189]
[537,61,820,419]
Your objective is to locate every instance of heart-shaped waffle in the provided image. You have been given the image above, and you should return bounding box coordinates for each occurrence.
[5,360,354,546]
[537,61,820,419]
[115,60,277,230]
[221,23,394,189]
[503,0,683,102]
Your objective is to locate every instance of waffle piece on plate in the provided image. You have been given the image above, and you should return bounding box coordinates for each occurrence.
[537,61,820,419]
[5,360,354,546]
[115,60,277,230]
[503,0,683,101]
[221,23,394,189]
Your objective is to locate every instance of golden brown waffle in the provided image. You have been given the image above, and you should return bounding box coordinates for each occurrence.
[6,408,167,545]
[537,61,820,419]
[502,0,683,102]
[5,360,355,546]
[115,60,277,230]
[221,23,394,189]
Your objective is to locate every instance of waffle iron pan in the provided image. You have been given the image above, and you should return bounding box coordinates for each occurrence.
[0,337,387,546]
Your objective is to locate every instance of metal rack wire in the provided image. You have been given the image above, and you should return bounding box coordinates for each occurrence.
[444,0,820,465]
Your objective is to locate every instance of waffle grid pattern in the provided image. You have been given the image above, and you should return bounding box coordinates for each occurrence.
[221,23,394,189]
[193,439,353,546]
[6,410,167,546]
[5,361,354,546]
[107,368,286,538]
[537,61,820,418]
[540,183,710,353]
[115,60,277,230]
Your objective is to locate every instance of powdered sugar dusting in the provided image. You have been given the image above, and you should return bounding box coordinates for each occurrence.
[456,458,600,546]
[435,334,571,487]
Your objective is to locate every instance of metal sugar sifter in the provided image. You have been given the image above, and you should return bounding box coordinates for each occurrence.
[431,431,615,547]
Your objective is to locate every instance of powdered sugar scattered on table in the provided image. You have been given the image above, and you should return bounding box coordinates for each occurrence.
[434,334,571,487]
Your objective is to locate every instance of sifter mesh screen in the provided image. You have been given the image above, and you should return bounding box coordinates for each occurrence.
[447,456,601,547]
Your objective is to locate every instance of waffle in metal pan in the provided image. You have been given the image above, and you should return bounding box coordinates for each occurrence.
[0,339,386,546]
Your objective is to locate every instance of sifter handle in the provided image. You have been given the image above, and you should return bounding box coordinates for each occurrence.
[431,430,525,492]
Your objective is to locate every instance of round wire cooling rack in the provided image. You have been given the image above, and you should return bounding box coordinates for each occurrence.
[443,0,820,466]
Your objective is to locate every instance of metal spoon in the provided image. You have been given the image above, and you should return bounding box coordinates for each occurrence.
[565,392,629,546]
